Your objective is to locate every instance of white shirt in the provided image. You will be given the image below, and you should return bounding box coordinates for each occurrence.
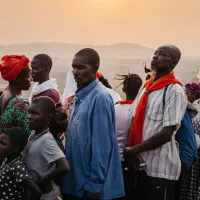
[62,68,77,101]
[115,103,132,161]
[29,78,60,103]
[130,83,187,180]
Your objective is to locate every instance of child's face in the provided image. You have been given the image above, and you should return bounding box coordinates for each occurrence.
[0,134,12,158]
[28,103,51,131]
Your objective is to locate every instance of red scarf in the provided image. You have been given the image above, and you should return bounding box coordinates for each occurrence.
[118,100,133,105]
[128,72,182,146]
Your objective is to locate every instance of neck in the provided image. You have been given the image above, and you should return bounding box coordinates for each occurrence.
[38,76,50,84]
[6,154,19,164]
[77,79,96,92]
[153,70,171,82]
[8,82,22,96]
[34,126,49,135]
[126,95,135,101]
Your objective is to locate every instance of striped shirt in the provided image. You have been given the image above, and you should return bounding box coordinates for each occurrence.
[130,83,187,180]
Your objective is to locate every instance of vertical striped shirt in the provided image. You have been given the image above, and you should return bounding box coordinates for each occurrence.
[130,83,187,180]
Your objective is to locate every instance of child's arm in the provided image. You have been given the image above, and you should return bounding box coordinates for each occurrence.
[37,157,70,190]
[22,179,42,200]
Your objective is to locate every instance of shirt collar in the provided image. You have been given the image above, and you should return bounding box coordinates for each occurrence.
[75,79,98,101]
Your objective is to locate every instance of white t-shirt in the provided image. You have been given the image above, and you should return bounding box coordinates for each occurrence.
[115,103,132,161]
[130,83,187,180]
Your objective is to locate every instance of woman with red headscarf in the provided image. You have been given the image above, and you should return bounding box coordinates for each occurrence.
[0,55,32,135]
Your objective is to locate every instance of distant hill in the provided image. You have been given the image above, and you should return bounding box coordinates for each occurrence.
[0,42,199,99]
[0,42,154,59]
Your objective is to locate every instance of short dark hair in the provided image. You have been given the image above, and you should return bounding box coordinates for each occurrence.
[32,96,56,115]
[4,127,28,153]
[33,54,53,69]
[115,73,143,100]
[75,48,100,70]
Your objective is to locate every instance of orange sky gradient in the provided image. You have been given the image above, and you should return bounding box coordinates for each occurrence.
[0,0,199,55]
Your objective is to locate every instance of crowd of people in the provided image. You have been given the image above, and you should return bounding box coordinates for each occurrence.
[0,45,199,200]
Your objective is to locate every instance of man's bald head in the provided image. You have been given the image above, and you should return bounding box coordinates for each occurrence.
[158,45,181,68]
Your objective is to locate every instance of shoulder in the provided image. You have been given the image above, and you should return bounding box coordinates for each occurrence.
[94,85,113,104]
[167,83,185,94]
[115,103,131,113]
[41,132,55,142]
[41,132,59,146]
[8,97,29,110]
[10,158,26,170]
[105,87,121,103]
[39,89,60,98]
[34,89,60,103]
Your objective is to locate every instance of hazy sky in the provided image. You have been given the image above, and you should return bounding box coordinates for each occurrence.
[0,0,199,55]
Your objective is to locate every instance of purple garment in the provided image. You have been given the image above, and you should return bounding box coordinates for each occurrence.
[32,89,60,104]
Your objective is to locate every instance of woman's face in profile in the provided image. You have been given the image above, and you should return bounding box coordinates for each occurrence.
[17,66,32,91]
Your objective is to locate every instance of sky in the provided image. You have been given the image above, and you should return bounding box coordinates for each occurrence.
[0,0,200,55]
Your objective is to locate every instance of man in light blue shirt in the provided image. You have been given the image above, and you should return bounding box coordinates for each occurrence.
[62,48,124,200]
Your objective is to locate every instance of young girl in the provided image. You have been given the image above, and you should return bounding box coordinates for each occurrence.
[0,127,41,200]
[115,73,143,199]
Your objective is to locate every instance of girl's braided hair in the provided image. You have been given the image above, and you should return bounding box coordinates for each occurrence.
[115,73,142,99]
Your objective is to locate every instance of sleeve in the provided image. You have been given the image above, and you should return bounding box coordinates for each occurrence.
[4,97,31,135]
[62,68,77,101]
[42,135,65,164]
[163,85,187,129]
[84,94,115,193]
[14,161,31,184]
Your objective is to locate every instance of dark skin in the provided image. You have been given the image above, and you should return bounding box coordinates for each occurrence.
[72,55,98,89]
[122,85,135,101]
[72,55,100,200]
[31,58,50,84]
[49,108,68,138]
[28,103,70,193]
[185,87,197,103]
[0,134,41,200]
[49,108,67,152]
[0,66,32,114]
[124,46,180,170]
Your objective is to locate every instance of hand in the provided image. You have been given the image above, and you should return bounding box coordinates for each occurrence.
[123,147,140,171]
[36,180,53,194]
[85,190,100,200]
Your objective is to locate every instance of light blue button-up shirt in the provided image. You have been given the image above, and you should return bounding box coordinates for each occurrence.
[62,79,124,199]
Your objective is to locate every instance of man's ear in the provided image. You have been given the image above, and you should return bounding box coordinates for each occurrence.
[171,59,178,68]
[93,64,99,73]
[43,66,50,75]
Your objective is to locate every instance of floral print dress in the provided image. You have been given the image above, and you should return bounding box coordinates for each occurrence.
[0,96,30,135]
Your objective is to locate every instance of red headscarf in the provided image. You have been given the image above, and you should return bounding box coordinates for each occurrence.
[0,55,29,81]
[129,72,182,146]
